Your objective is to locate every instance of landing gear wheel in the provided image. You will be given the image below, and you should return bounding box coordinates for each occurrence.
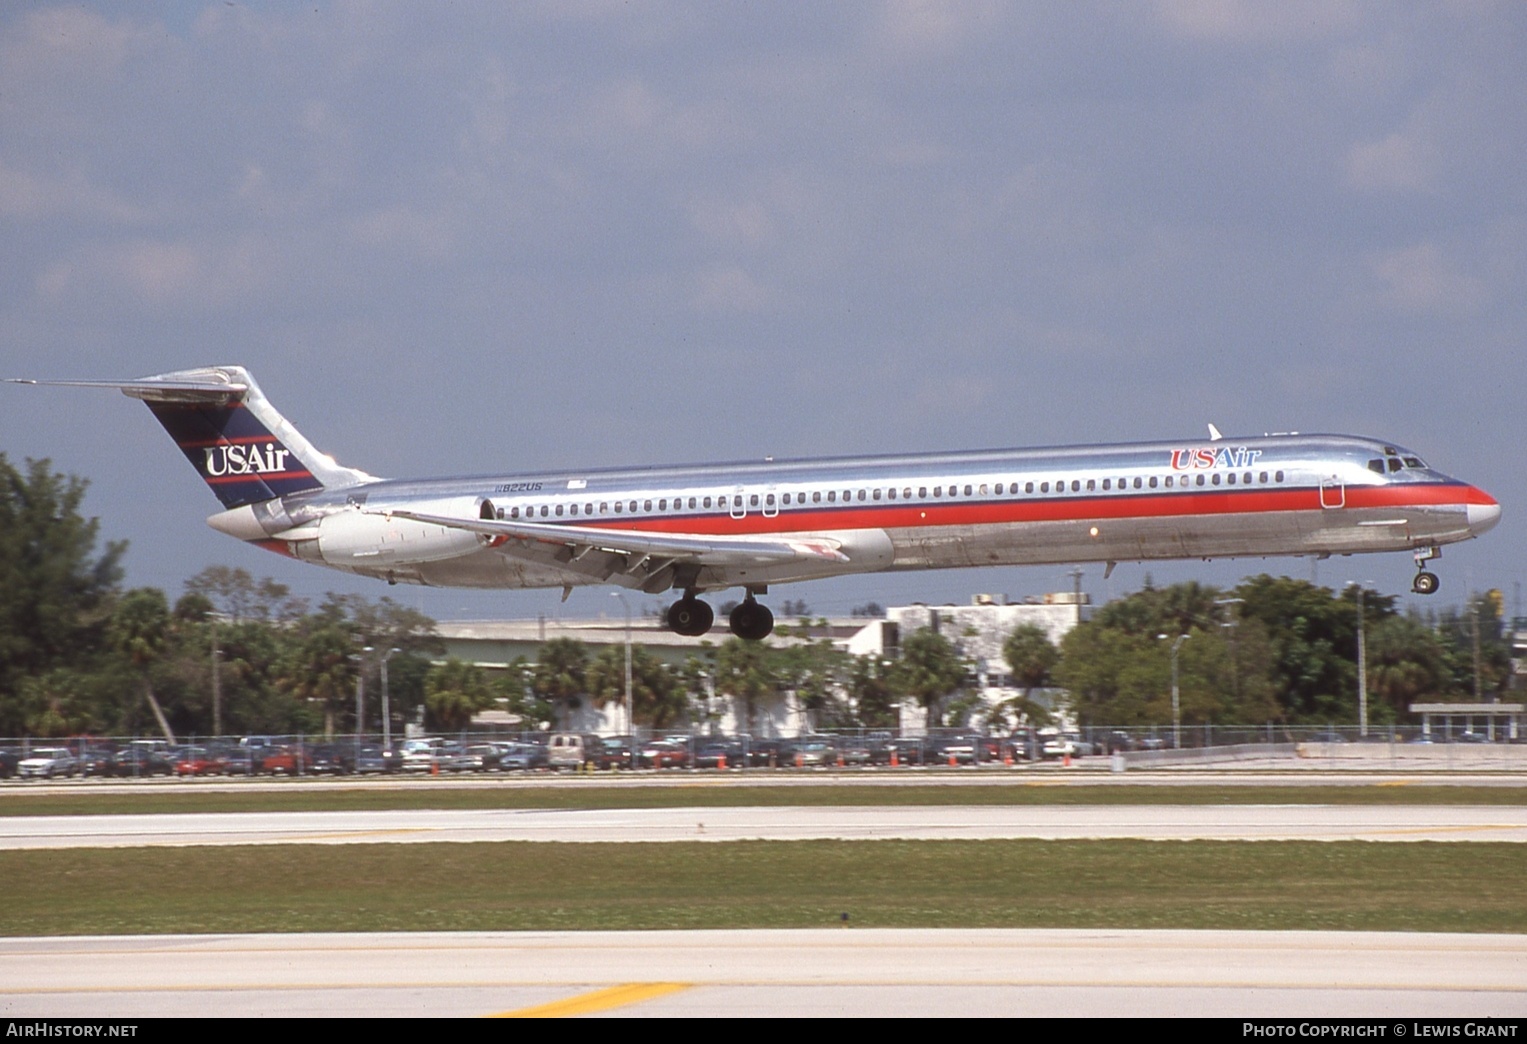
[728,599,775,641]
[1412,571,1439,595]
[666,598,714,636]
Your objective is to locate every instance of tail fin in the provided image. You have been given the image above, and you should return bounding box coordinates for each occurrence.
[12,365,375,508]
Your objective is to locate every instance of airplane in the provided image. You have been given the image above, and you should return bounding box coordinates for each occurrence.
[11,365,1500,640]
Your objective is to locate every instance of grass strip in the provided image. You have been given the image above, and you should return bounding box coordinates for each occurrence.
[3,839,1522,936]
[4,782,1526,817]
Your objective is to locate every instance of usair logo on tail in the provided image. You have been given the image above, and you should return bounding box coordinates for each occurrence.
[204,442,293,477]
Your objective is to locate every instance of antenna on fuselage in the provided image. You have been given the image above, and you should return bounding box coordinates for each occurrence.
[1207,423,1223,441]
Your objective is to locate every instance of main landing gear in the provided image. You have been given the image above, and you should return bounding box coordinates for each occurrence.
[1412,546,1441,596]
[665,589,775,640]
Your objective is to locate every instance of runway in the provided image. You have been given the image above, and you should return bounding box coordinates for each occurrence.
[4,929,1524,1017]
[3,803,1526,849]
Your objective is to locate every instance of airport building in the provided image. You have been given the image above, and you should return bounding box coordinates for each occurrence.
[434,592,1088,735]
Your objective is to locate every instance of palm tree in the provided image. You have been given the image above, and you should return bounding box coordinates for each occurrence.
[108,588,176,743]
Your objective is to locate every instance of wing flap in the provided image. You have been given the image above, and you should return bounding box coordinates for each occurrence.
[376,509,851,573]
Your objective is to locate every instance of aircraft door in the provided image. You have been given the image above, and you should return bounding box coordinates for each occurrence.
[729,490,747,520]
[1319,476,1345,509]
[762,491,779,519]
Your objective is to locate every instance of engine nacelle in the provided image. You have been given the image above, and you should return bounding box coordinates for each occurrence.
[308,502,484,567]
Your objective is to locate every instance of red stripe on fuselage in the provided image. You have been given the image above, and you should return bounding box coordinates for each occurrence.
[532,482,1488,538]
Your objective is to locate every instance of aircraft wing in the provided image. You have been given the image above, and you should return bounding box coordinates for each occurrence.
[376,508,849,593]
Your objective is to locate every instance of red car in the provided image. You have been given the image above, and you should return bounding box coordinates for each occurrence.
[175,748,228,776]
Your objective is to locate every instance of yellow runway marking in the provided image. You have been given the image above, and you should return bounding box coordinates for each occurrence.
[492,982,691,1018]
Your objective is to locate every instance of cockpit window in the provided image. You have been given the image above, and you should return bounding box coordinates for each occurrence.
[1368,460,1385,475]
[1404,457,1424,468]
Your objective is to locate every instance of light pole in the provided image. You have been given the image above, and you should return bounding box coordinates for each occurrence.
[354,645,373,760]
[1347,582,1371,737]
[611,592,632,735]
[1158,633,1190,749]
[380,647,400,748]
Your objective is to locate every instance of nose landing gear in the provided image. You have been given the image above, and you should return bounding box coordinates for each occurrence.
[1412,546,1441,595]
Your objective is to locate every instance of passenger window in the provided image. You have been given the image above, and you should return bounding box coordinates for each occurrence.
[814,492,822,503]
[766,494,775,506]
[995,483,1004,495]
[1196,475,1206,486]
[1275,471,1284,482]
[1133,477,1142,489]
[1025,482,1034,494]
[919,487,928,498]
[1086,479,1095,492]
[979,484,988,495]
[1040,482,1049,493]
[569,504,578,515]
[1148,476,1158,489]
[885,488,895,500]
[630,501,639,512]
[1211,474,1221,486]
[903,488,912,499]
[1227,473,1236,485]
[1259,473,1267,484]
[541,506,550,517]
[857,490,866,502]
[964,485,973,496]
[749,494,758,507]
[509,506,520,519]
[555,505,564,516]
[1102,479,1111,491]
[828,491,837,502]
[934,487,942,497]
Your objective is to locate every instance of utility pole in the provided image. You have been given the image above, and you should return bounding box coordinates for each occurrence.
[1158,633,1190,749]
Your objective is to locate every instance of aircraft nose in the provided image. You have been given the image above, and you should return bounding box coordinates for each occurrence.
[1466,494,1501,536]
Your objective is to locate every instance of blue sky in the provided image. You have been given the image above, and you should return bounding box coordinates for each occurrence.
[3,2,1522,622]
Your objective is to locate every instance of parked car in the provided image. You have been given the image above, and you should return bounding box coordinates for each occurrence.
[175,747,228,776]
[108,748,174,777]
[594,737,634,771]
[497,742,550,772]
[259,746,310,776]
[547,732,602,771]
[18,747,79,779]
[637,741,688,769]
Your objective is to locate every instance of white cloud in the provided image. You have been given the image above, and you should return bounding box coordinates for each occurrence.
[0,162,144,224]
[1371,242,1488,315]
[1343,129,1438,194]
[1154,0,1363,42]
[691,265,770,313]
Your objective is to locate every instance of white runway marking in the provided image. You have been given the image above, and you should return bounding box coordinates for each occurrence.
[3,804,1526,848]
[4,930,1524,1017]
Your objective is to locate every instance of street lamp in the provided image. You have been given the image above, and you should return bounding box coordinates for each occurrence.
[611,591,633,735]
[1347,582,1372,737]
[1157,633,1190,749]
[380,647,400,748]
